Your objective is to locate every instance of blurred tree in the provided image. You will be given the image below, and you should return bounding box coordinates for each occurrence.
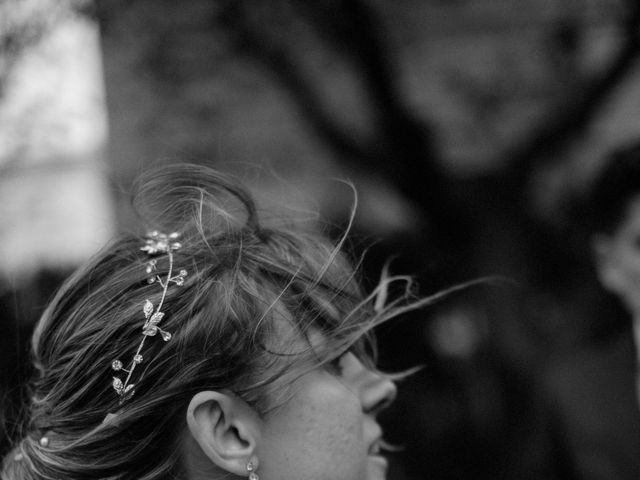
[203,0,640,351]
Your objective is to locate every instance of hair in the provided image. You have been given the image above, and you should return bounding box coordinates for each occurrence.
[587,141,640,235]
[1,165,426,480]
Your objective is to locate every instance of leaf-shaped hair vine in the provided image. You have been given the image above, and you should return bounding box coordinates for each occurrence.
[110,231,187,405]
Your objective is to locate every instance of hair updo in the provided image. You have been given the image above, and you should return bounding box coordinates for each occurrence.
[1,165,416,480]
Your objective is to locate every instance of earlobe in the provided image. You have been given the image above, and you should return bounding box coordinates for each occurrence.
[186,390,262,476]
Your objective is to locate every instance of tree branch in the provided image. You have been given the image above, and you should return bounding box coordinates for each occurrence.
[216,1,369,161]
[497,0,640,191]
[215,0,467,243]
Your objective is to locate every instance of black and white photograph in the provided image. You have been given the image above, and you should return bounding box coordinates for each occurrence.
[1,1,640,479]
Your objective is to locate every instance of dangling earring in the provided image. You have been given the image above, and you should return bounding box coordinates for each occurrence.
[247,457,259,480]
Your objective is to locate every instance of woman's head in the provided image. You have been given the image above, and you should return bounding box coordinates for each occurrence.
[2,165,405,480]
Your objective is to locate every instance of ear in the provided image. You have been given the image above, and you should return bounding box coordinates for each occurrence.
[591,234,622,292]
[186,390,262,476]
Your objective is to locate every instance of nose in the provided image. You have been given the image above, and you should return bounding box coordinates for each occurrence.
[362,371,397,416]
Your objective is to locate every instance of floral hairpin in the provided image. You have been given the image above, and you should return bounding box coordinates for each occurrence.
[110,231,187,404]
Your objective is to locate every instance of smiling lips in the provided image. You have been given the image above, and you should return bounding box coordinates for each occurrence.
[368,423,385,455]
[369,440,382,455]
[368,435,391,456]
[369,436,400,457]
[368,435,390,475]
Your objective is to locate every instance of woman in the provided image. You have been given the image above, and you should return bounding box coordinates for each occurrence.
[2,165,418,480]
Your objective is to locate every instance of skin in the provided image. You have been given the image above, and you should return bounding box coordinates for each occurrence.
[255,352,397,480]
[594,194,640,317]
[185,324,398,480]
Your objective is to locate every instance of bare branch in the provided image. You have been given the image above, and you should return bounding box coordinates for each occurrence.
[287,0,460,234]
[216,1,369,161]
[218,0,456,229]
[498,0,640,189]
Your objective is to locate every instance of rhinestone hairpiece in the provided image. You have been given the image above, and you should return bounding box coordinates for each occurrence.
[110,231,187,405]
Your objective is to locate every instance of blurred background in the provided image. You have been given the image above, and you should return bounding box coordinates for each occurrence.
[1,0,640,478]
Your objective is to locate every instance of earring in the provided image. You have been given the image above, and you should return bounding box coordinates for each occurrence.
[247,458,259,480]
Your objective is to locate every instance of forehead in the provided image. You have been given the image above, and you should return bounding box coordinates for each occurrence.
[255,322,336,408]
[265,315,343,361]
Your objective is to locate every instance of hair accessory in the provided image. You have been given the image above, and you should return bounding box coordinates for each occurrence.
[110,231,187,404]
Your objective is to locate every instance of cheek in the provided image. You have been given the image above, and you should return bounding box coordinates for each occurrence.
[306,398,363,454]
[259,386,367,480]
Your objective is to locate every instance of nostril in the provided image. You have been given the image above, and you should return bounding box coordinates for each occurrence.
[367,396,392,416]
[364,379,397,415]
